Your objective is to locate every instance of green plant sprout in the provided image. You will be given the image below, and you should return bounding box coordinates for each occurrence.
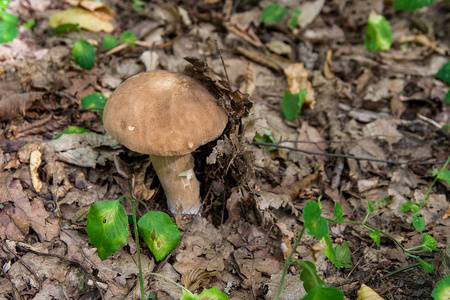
[436,60,450,102]
[81,92,106,113]
[132,0,145,11]
[52,125,90,140]
[364,11,393,52]
[432,275,450,300]
[0,0,18,43]
[261,4,302,27]
[102,35,118,50]
[254,129,277,151]
[282,89,307,121]
[393,0,434,10]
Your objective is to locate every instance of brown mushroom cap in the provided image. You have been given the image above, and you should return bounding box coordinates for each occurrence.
[103,70,228,156]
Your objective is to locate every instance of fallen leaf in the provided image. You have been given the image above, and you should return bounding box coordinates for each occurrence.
[49,7,114,33]
[284,63,315,107]
[357,284,383,300]
[30,149,42,192]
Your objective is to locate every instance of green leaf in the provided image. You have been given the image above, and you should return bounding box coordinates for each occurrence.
[0,0,10,10]
[138,211,181,261]
[0,11,18,24]
[417,257,434,272]
[422,234,437,252]
[52,125,90,140]
[54,23,79,35]
[370,230,381,245]
[180,290,199,300]
[23,18,35,29]
[72,39,96,70]
[0,21,17,43]
[132,0,145,11]
[436,60,450,84]
[86,200,129,260]
[261,4,285,24]
[334,241,352,268]
[254,128,277,151]
[323,235,338,267]
[102,35,118,50]
[302,286,345,300]
[400,200,412,212]
[411,204,420,212]
[432,275,450,300]
[367,196,374,213]
[333,202,344,223]
[198,287,229,300]
[299,261,325,293]
[413,216,425,232]
[303,200,328,239]
[436,169,450,184]
[81,92,106,112]
[445,90,450,103]
[120,30,137,46]
[282,89,307,121]
[364,12,393,52]
[288,8,301,27]
[393,0,434,10]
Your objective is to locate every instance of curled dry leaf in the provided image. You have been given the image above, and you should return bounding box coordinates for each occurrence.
[357,284,384,300]
[132,160,155,201]
[181,268,221,292]
[276,222,294,259]
[29,149,42,192]
[284,63,315,107]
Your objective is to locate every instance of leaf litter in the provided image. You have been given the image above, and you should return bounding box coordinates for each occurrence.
[0,0,449,299]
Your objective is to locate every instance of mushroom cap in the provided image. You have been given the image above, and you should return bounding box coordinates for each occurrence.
[103,70,228,156]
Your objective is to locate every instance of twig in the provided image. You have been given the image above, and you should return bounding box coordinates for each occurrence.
[1,240,42,290]
[252,141,446,165]
[381,262,421,279]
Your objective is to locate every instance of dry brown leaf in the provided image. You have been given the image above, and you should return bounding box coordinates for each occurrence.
[357,284,384,300]
[132,160,155,201]
[309,241,326,261]
[30,149,42,192]
[0,92,45,122]
[224,23,264,48]
[323,49,334,79]
[181,268,221,292]
[442,204,450,220]
[284,63,315,107]
[276,222,294,259]
[239,62,256,97]
[49,7,113,33]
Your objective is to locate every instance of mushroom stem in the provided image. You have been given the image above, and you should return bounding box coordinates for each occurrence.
[150,154,201,214]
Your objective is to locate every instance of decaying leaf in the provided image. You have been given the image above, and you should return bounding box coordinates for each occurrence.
[181,268,221,292]
[239,63,256,97]
[309,240,326,261]
[357,284,384,300]
[132,160,155,201]
[276,222,294,259]
[0,92,45,122]
[66,0,114,21]
[224,23,264,48]
[323,49,334,79]
[49,7,114,33]
[29,149,42,192]
[284,63,315,107]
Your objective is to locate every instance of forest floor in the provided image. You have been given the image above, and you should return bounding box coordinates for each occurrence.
[0,0,449,299]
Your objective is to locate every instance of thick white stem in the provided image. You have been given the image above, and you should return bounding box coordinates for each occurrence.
[150,154,201,214]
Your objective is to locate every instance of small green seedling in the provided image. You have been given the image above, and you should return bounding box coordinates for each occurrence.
[436,60,450,102]
[364,11,393,52]
[393,0,434,10]
[102,35,118,50]
[120,30,137,46]
[282,89,307,121]
[52,125,90,140]
[132,0,145,11]
[254,129,277,151]
[0,1,18,44]
[81,92,106,113]
[72,39,96,70]
[261,4,301,27]
[54,23,79,35]
[432,275,450,300]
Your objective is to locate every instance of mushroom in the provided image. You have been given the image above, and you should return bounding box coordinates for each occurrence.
[103,70,228,214]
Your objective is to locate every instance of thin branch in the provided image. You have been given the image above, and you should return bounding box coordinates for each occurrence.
[252,141,446,165]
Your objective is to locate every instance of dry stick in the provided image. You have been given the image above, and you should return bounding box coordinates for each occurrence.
[252,141,446,165]
[1,240,42,290]
[104,33,185,56]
